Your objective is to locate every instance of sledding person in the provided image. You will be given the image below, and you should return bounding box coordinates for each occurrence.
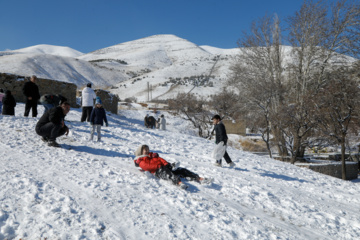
[81,83,96,122]
[35,101,71,147]
[89,97,108,142]
[134,145,212,189]
[2,90,16,116]
[211,114,235,167]
[23,75,40,117]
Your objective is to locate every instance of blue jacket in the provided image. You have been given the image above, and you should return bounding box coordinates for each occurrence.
[90,107,108,126]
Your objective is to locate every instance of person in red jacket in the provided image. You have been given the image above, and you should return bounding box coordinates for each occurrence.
[134,145,211,189]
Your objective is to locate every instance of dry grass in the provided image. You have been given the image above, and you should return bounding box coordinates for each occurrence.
[239,138,268,152]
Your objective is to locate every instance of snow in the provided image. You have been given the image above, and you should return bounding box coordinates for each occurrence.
[1,44,83,58]
[1,103,360,239]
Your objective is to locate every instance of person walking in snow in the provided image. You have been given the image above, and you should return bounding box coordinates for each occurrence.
[81,83,96,122]
[22,75,40,117]
[159,114,166,130]
[211,114,235,167]
[134,145,211,189]
[89,98,108,142]
[0,88,5,114]
[2,90,16,116]
[35,101,70,147]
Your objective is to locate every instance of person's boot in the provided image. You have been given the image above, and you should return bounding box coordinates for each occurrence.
[214,160,222,167]
[48,140,60,147]
[41,136,49,142]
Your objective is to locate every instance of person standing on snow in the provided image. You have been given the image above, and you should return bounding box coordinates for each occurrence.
[89,97,108,142]
[211,114,235,167]
[22,75,40,117]
[0,88,5,114]
[159,114,166,130]
[133,145,211,189]
[2,90,16,116]
[35,102,70,147]
[81,83,96,122]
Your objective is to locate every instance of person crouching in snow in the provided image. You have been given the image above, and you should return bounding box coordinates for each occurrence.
[89,98,108,142]
[133,145,212,189]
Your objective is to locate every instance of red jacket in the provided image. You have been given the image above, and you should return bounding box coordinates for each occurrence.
[134,152,169,173]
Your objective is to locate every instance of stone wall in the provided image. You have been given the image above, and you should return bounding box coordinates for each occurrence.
[297,162,358,180]
[0,73,77,106]
[77,88,119,114]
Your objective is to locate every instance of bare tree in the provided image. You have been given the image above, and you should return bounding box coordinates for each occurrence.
[230,0,360,162]
[228,13,289,156]
[313,65,360,179]
[168,93,212,137]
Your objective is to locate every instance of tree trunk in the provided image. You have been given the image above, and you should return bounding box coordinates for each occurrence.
[341,134,347,180]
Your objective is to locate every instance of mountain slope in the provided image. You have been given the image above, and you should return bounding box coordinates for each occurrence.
[0,53,127,87]
[1,44,83,58]
[0,104,359,239]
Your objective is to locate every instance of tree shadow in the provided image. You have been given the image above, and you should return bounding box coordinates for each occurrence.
[260,171,309,183]
[62,144,131,158]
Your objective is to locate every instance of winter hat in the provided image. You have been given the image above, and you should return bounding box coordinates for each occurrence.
[211,114,221,120]
[95,97,102,105]
[134,145,149,157]
[87,83,92,88]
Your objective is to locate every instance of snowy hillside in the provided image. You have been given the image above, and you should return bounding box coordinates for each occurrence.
[80,35,238,101]
[0,52,127,88]
[0,35,358,102]
[1,44,83,58]
[0,104,360,239]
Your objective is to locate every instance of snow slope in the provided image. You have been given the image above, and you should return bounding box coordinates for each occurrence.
[0,53,127,88]
[1,44,84,58]
[0,104,359,239]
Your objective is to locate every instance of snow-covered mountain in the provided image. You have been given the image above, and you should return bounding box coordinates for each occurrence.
[78,34,240,101]
[0,35,239,100]
[3,44,84,58]
[1,104,360,239]
[0,35,356,102]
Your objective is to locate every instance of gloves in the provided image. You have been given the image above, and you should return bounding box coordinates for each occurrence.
[151,153,159,158]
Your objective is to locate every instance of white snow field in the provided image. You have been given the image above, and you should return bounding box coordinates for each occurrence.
[1,104,360,240]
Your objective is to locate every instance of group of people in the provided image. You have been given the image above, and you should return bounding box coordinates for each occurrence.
[35,82,109,146]
[134,114,235,189]
[2,76,235,189]
[144,114,166,130]
[0,75,46,116]
[0,75,40,116]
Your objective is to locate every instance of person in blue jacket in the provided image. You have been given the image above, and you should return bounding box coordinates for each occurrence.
[89,97,108,141]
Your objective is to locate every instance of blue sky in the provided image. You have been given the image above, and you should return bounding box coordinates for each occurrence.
[1,0,305,53]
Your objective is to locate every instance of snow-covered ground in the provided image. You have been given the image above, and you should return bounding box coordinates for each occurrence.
[1,104,360,239]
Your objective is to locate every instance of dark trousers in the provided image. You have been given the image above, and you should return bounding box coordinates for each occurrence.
[81,106,93,122]
[218,151,232,164]
[36,122,66,141]
[155,165,200,185]
[24,99,38,117]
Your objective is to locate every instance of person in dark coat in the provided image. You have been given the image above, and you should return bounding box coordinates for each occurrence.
[211,114,235,167]
[2,90,16,116]
[23,75,41,117]
[35,102,70,147]
[89,98,108,141]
